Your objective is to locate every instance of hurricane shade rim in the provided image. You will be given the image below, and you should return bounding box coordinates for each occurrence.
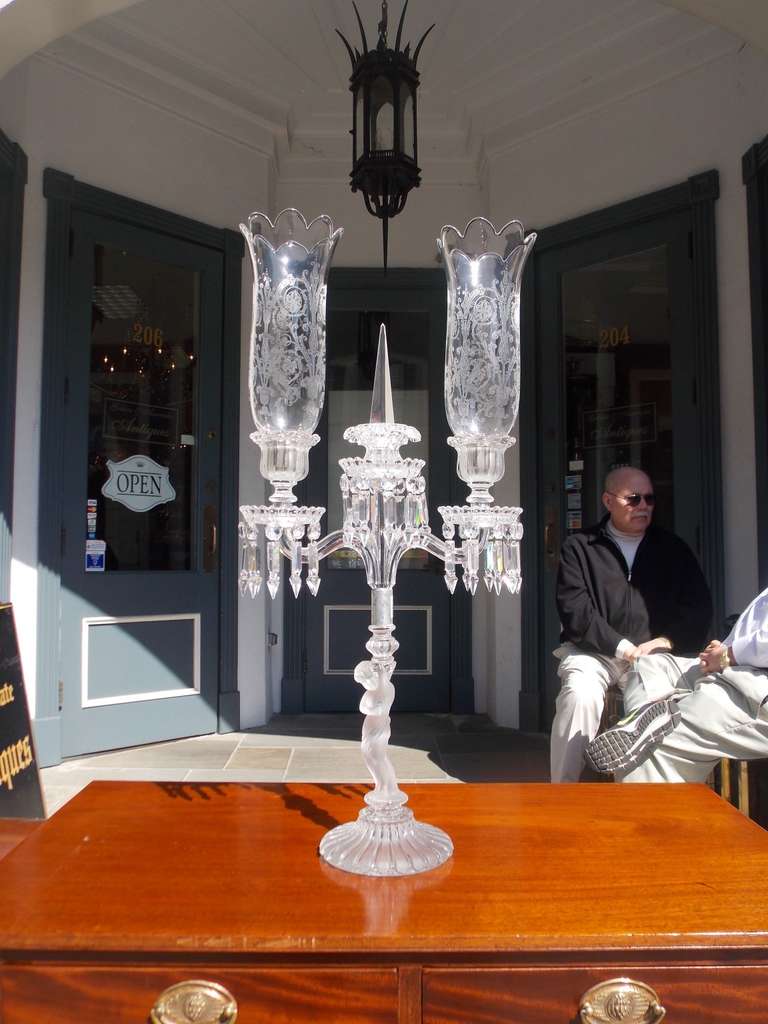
[438,217,536,262]
[240,208,343,257]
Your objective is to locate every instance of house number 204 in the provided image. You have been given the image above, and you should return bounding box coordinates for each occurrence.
[598,325,631,349]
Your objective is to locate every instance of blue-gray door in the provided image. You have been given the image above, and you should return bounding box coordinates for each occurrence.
[0,130,26,601]
[531,208,718,729]
[58,211,224,756]
[284,269,474,714]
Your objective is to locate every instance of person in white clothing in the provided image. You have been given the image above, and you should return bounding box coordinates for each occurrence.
[585,586,768,782]
[551,466,712,783]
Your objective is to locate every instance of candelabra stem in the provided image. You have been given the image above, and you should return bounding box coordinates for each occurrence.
[318,586,454,877]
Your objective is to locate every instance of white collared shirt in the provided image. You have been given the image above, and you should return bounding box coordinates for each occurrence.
[725,586,768,668]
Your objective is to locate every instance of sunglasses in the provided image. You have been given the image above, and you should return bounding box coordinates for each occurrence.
[607,491,656,507]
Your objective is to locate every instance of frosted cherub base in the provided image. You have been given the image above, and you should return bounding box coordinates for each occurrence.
[318,598,453,877]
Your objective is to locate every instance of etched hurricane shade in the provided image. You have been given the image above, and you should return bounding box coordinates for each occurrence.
[241,209,342,504]
[438,217,535,504]
[440,217,535,436]
[242,208,342,432]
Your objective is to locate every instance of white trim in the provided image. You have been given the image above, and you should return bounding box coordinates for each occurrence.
[81,613,201,708]
[323,604,433,676]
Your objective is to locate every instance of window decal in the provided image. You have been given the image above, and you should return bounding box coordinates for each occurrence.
[101,454,176,512]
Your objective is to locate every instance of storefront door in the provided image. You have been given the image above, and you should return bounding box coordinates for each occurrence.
[57,210,226,756]
[520,178,723,731]
[0,130,26,601]
[282,270,474,714]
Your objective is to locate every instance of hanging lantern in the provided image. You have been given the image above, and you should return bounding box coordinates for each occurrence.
[337,1,434,270]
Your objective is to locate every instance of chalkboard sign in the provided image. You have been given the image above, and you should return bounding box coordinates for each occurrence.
[0,603,45,818]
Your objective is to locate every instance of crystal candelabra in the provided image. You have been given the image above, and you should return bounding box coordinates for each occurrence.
[239,211,536,876]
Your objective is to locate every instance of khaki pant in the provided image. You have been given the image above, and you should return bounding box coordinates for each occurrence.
[618,655,768,783]
[550,644,660,783]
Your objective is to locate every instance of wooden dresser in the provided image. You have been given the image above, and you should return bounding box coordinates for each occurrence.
[1,780,768,1023]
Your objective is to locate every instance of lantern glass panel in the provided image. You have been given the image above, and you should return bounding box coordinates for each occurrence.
[401,89,415,158]
[353,89,360,162]
[370,75,394,152]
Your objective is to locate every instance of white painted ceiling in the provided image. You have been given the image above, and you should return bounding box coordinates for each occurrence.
[24,0,748,184]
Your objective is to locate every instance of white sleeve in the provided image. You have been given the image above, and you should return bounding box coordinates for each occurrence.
[726,589,768,668]
[615,638,635,659]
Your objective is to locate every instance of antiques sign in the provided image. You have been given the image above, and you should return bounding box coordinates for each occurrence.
[583,402,657,450]
[0,604,45,818]
[103,398,178,447]
[102,455,176,512]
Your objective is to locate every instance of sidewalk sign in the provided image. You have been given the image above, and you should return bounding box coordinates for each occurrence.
[0,603,45,819]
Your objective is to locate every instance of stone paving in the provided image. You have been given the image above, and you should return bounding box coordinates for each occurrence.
[40,714,550,816]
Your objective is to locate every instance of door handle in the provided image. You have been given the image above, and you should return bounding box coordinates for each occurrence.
[203,505,218,572]
[544,523,554,556]
[544,506,558,569]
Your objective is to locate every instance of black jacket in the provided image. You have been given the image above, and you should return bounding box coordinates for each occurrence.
[556,517,713,656]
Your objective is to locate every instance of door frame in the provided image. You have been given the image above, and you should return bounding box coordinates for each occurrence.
[743,134,768,589]
[36,169,243,765]
[0,129,27,601]
[519,170,724,731]
[281,267,474,715]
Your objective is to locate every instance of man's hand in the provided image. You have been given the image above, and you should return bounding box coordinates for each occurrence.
[619,643,640,662]
[699,640,728,673]
[631,637,673,660]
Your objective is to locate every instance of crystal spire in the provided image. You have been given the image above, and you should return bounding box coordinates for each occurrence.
[369,323,395,425]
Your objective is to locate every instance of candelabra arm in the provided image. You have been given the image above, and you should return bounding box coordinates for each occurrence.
[277,529,347,563]
[409,528,492,565]
[409,532,448,562]
[314,530,347,561]
[276,528,493,567]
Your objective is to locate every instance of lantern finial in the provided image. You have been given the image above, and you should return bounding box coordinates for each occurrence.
[377,2,388,48]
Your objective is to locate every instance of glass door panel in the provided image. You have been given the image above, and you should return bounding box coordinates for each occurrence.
[561,245,674,533]
[88,245,200,571]
[533,210,700,730]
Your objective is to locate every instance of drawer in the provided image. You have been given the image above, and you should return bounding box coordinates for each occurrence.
[1,965,399,1024]
[423,966,768,1024]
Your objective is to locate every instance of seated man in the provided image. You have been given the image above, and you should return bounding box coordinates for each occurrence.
[586,585,768,782]
[551,466,712,783]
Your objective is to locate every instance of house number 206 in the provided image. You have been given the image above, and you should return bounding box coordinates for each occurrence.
[132,323,165,348]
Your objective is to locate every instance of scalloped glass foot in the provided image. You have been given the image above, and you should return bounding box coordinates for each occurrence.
[318,805,453,877]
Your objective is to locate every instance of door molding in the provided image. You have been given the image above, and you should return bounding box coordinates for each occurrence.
[0,129,27,601]
[744,136,768,589]
[282,267,474,714]
[36,169,243,764]
[520,171,723,731]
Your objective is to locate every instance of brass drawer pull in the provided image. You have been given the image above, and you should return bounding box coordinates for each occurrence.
[151,980,238,1024]
[580,978,665,1023]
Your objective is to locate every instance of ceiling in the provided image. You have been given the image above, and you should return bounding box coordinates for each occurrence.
[1,0,751,185]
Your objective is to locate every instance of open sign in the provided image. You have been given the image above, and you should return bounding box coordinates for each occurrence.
[101,455,176,512]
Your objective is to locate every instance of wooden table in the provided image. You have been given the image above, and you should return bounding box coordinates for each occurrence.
[0,817,38,863]
[1,780,768,1022]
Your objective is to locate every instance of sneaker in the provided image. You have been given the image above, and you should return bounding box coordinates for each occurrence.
[585,698,682,774]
